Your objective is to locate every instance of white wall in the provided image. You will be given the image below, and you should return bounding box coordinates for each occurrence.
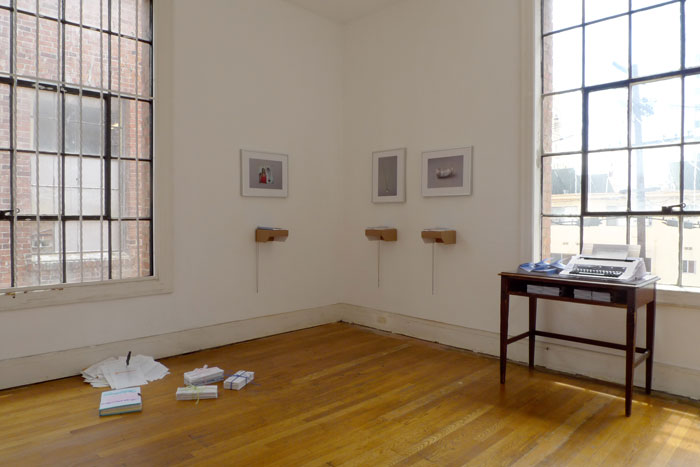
[0,0,345,361]
[340,0,524,331]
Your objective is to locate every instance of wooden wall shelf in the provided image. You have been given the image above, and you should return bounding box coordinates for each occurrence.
[365,227,397,242]
[255,228,289,243]
[421,229,456,244]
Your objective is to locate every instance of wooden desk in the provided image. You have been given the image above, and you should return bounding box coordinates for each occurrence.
[499,271,659,417]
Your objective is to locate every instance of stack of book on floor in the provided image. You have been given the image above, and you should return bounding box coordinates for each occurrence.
[176,385,218,401]
[184,366,224,386]
[99,387,142,416]
[224,371,254,390]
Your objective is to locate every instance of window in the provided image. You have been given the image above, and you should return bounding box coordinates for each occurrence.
[0,0,152,291]
[683,259,696,273]
[540,0,700,286]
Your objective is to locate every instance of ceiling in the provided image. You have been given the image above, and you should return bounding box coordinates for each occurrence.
[284,0,405,23]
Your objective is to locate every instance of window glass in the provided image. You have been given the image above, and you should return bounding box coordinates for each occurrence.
[589,88,628,150]
[587,150,628,212]
[543,28,582,94]
[631,216,679,285]
[683,216,700,287]
[685,75,700,143]
[630,78,681,147]
[688,0,700,68]
[585,0,627,22]
[683,144,700,210]
[631,4,680,78]
[585,16,628,86]
[543,91,582,154]
[630,146,680,211]
[543,0,582,33]
[542,154,581,215]
[542,217,581,261]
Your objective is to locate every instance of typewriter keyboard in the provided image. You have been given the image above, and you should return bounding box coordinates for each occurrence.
[570,265,626,278]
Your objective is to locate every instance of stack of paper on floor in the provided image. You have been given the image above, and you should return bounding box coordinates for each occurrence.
[82,355,169,389]
[184,365,224,386]
[99,387,142,416]
[176,386,218,400]
[224,371,254,390]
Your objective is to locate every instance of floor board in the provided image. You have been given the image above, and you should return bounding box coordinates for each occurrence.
[1,322,699,466]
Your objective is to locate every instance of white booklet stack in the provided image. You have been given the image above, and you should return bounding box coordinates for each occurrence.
[176,385,218,401]
[184,365,224,386]
[99,387,142,416]
[224,371,254,390]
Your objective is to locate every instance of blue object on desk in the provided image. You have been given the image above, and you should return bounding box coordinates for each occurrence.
[518,258,566,274]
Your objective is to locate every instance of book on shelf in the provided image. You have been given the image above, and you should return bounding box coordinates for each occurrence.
[99,387,142,417]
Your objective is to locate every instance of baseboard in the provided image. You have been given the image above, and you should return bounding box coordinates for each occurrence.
[337,303,700,401]
[0,304,344,390]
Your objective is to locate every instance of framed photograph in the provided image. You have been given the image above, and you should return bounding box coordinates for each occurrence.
[241,150,288,198]
[421,146,473,197]
[372,148,406,203]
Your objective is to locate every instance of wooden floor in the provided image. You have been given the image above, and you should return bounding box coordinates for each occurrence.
[2,323,700,466]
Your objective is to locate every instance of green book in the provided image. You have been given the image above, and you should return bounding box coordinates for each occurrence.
[99,387,142,417]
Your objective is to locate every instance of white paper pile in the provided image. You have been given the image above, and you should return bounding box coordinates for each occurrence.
[184,365,224,386]
[574,289,593,300]
[592,291,611,302]
[176,385,218,401]
[82,355,170,389]
[224,371,254,390]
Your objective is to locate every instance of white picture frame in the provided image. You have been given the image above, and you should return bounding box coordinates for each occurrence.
[372,148,406,203]
[241,149,288,198]
[421,146,472,197]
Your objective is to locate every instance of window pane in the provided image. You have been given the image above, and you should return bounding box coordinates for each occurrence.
[688,0,700,68]
[631,78,681,147]
[65,156,104,216]
[16,220,61,287]
[0,222,9,289]
[686,74,700,143]
[587,150,628,212]
[0,10,9,73]
[583,216,627,245]
[585,16,628,86]
[543,155,581,215]
[16,88,59,152]
[543,91,582,154]
[110,159,151,218]
[120,0,137,37]
[684,144,700,210]
[543,28,581,94]
[111,220,149,279]
[138,42,152,97]
[682,216,700,287]
[630,216,678,285]
[0,84,8,148]
[630,146,680,211]
[66,220,108,283]
[65,95,103,156]
[66,0,109,30]
[111,98,151,159]
[139,0,151,40]
[0,151,9,211]
[542,217,581,261]
[38,18,60,81]
[38,0,59,19]
[631,4,680,78]
[585,0,627,22]
[543,0,582,33]
[16,14,37,77]
[589,87,628,150]
[82,28,106,89]
[16,153,60,216]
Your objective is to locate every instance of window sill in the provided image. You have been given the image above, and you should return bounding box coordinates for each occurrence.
[0,275,172,312]
[656,285,700,309]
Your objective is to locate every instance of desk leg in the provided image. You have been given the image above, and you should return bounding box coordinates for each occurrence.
[529,297,537,368]
[646,299,656,394]
[625,300,637,417]
[500,277,510,384]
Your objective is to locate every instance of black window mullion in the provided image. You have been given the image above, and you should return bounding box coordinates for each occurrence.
[106,0,113,280]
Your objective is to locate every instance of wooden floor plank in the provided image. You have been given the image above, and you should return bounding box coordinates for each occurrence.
[1,322,699,466]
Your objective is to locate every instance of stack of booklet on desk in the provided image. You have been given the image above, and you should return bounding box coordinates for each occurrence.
[574,289,611,302]
[176,386,218,401]
[526,284,560,296]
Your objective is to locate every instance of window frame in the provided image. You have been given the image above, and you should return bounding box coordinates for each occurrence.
[0,0,172,311]
[538,0,700,288]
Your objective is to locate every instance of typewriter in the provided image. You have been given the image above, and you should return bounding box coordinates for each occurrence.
[559,244,647,282]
